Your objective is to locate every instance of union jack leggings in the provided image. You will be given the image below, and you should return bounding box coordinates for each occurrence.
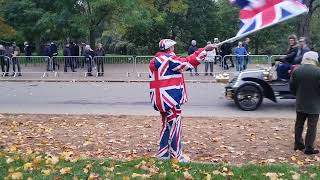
[157,105,183,160]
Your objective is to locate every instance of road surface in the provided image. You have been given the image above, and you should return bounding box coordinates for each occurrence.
[0,82,295,118]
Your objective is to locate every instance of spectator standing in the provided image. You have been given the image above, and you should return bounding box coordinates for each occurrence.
[95,43,105,76]
[243,37,250,70]
[9,42,21,76]
[294,37,310,65]
[24,41,32,67]
[204,41,216,76]
[44,43,52,71]
[80,43,86,68]
[73,42,80,68]
[234,41,248,71]
[188,40,199,76]
[221,42,234,69]
[0,45,9,76]
[213,38,221,65]
[63,43,75,72]
[290,51,320,155]
[50,42,58,70]
[84,45,95,76]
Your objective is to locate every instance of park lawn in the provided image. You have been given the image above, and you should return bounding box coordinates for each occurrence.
[0,150,319,180]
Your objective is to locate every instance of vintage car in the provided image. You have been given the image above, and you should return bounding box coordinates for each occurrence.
[224,67,295,111]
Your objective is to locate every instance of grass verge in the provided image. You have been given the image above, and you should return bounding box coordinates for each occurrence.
[0,150,319,180]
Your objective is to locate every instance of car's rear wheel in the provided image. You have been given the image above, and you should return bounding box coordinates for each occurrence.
[234,84,263,111]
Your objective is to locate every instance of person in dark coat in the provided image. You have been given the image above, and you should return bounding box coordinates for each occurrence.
[0,44,9,76]
[221,42,234,70]
[74,43,80,68]
[188,40,198,76]
[276,35,299,80]
[44,43,52,71]
[294,37,310,65]
[24,41,32,67]
[95,43,105,76]
[63,43,75,72]
[243,37,250,70]
[290,51,320,155]
[50,42,58,70]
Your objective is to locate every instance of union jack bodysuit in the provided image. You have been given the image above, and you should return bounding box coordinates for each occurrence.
[149,48,207,161]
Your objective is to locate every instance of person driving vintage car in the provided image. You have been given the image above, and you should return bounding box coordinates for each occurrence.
[275,35,299,81]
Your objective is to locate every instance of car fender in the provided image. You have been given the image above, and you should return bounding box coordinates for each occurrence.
[242,77,277,102]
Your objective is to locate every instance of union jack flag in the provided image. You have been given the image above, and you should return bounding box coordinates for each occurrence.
[149,49,206,112]
[230,0,308,38]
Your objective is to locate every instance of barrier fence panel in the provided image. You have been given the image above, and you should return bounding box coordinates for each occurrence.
[94,55,135,71]
[193,55,223,75]
[0,54,291,81]
[16,56,49,70]
[54,56,86,71]
[222,55,270,72]
[0,56,49,80]
[270,55,286,63]
[135,56,153,80]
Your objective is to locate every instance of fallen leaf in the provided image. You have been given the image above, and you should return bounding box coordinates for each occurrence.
[267,159,276,163]
[291,156,297,161]
[60,167,72,175]
[23,163,33,171]
[264,172,284,180]
[11,172,23,180]
[131,173,151,179]
[46,156,59,165]
[309,173,317,179]
[204,173,212,180]
[290,171,300,180]
[183,171,194,180]
[6,157,14,164]
[41,169,51,176]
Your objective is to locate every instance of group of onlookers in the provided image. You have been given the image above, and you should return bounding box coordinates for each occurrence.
[186,37,251,76]
[0,42,22,76]
[0,41,106,77]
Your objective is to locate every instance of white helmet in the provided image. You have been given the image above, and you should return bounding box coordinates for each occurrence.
[159,39,176,51]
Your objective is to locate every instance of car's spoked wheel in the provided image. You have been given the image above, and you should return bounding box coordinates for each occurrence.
[234,84,263,111]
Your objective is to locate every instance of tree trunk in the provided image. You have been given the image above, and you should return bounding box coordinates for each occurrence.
[297,14,311,41]
[297,0,314,42]
[253,35,259,54]
[89,29,95,48]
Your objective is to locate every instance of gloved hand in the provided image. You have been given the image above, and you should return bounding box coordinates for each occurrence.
[204,44,216,51]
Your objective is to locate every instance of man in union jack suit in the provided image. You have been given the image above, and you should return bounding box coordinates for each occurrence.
[149,39,215,162]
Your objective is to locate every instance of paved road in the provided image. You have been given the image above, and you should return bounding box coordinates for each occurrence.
[0,82,296,118]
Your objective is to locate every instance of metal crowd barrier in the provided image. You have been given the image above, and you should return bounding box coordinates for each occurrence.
[270,55,286,63]
[221,55,270,73]
[0,55,287,81]
[195,55,223,76]
[135,56,153,79]
[94,56,135,74]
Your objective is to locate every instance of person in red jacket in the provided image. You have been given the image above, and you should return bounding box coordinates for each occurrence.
[149,39,215,162]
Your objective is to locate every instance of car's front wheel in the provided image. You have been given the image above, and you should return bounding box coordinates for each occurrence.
[234,84,263,111]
